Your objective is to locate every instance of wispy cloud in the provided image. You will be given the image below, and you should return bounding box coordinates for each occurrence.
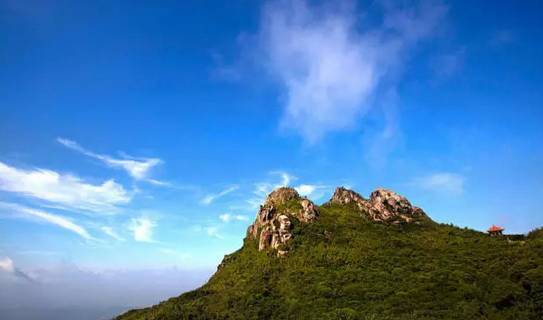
[0,161,130,214]
[100,226,125,241]
[219,213,249,223]
[247,171,327,208]
[200,185,239,205]
[294,184,328,200]
[411,172,465,195]
[128,217,156,242]
[205,226,223,239]
[253,171,295,198]
[0,202,92,240]
[362,88,402,168]
[190,225,224,239]
[247,0,445,142]
[57,138,165,184]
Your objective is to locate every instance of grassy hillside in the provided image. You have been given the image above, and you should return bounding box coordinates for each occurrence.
[117,201,543,320]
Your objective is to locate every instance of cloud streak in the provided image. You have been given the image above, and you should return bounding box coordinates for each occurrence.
[251,0,446,142]
[200,185,239,205]
[0,161,130,214]
[0,202,92,240]
[100,226,125,241]
[57,138,164,184]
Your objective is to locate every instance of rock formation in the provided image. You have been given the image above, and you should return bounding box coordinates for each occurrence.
[246,187,318,256]
[247,186,426,256]
[329,187,426,223]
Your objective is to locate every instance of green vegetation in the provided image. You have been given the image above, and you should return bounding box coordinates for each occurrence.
[117,203,543,320]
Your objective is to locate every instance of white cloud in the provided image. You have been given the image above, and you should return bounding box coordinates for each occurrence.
[200,185,239,205]
[100,226,125,241]
[411,172,465,195]
[219,213,231,222]
[247,171,327,207]
[273,171,294,187]
[294,183,330,201]
[0,202,92,240]
[234,214,249,221]
[57,138,164,184]
[205,226,223,239]
[295,184,316,196]
[253,171,296,197]
[190,224,224,239]
[0,161,130,214]
[0,257,14,273]
[128,217,156,242]
[219,213,249,223]
[252,0,445,142]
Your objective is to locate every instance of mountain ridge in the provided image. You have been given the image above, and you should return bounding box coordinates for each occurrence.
[117,186,543,320]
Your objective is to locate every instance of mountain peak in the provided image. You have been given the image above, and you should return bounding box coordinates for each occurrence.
[264,186,300,206]
[329,186,427,224]
[246,187,318,256]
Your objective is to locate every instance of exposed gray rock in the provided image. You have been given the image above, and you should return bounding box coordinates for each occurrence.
[247,186,426,258]
[329,187,426,223]
[299,198,318,222]
[246,187,318,256]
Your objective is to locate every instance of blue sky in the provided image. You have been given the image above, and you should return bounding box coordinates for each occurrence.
[1,0,542,312]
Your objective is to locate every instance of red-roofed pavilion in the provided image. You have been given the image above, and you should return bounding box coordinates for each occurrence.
[487,225,504,236]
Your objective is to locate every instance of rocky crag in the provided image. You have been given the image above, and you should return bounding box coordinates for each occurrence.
[246,186,427,257]
[246,187,318,256]
[328,187,427,224]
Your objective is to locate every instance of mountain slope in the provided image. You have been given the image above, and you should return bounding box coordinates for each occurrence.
[117,187,543,320]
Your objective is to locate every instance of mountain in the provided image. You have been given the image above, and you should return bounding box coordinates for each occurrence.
[117,187,543,320]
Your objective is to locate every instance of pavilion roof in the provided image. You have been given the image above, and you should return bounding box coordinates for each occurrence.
[488,224,504,232]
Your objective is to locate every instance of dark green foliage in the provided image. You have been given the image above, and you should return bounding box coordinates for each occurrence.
[117,205,543,320]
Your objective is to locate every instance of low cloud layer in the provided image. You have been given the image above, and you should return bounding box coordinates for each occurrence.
[0,256,34,282]
[253,0,446,142]
[0,161,130,214]
[0,263,213,312]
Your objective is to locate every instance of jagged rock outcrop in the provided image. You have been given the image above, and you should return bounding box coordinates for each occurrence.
[246,187,318,256]
[247,186,425,257]
[329,187,426,224]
